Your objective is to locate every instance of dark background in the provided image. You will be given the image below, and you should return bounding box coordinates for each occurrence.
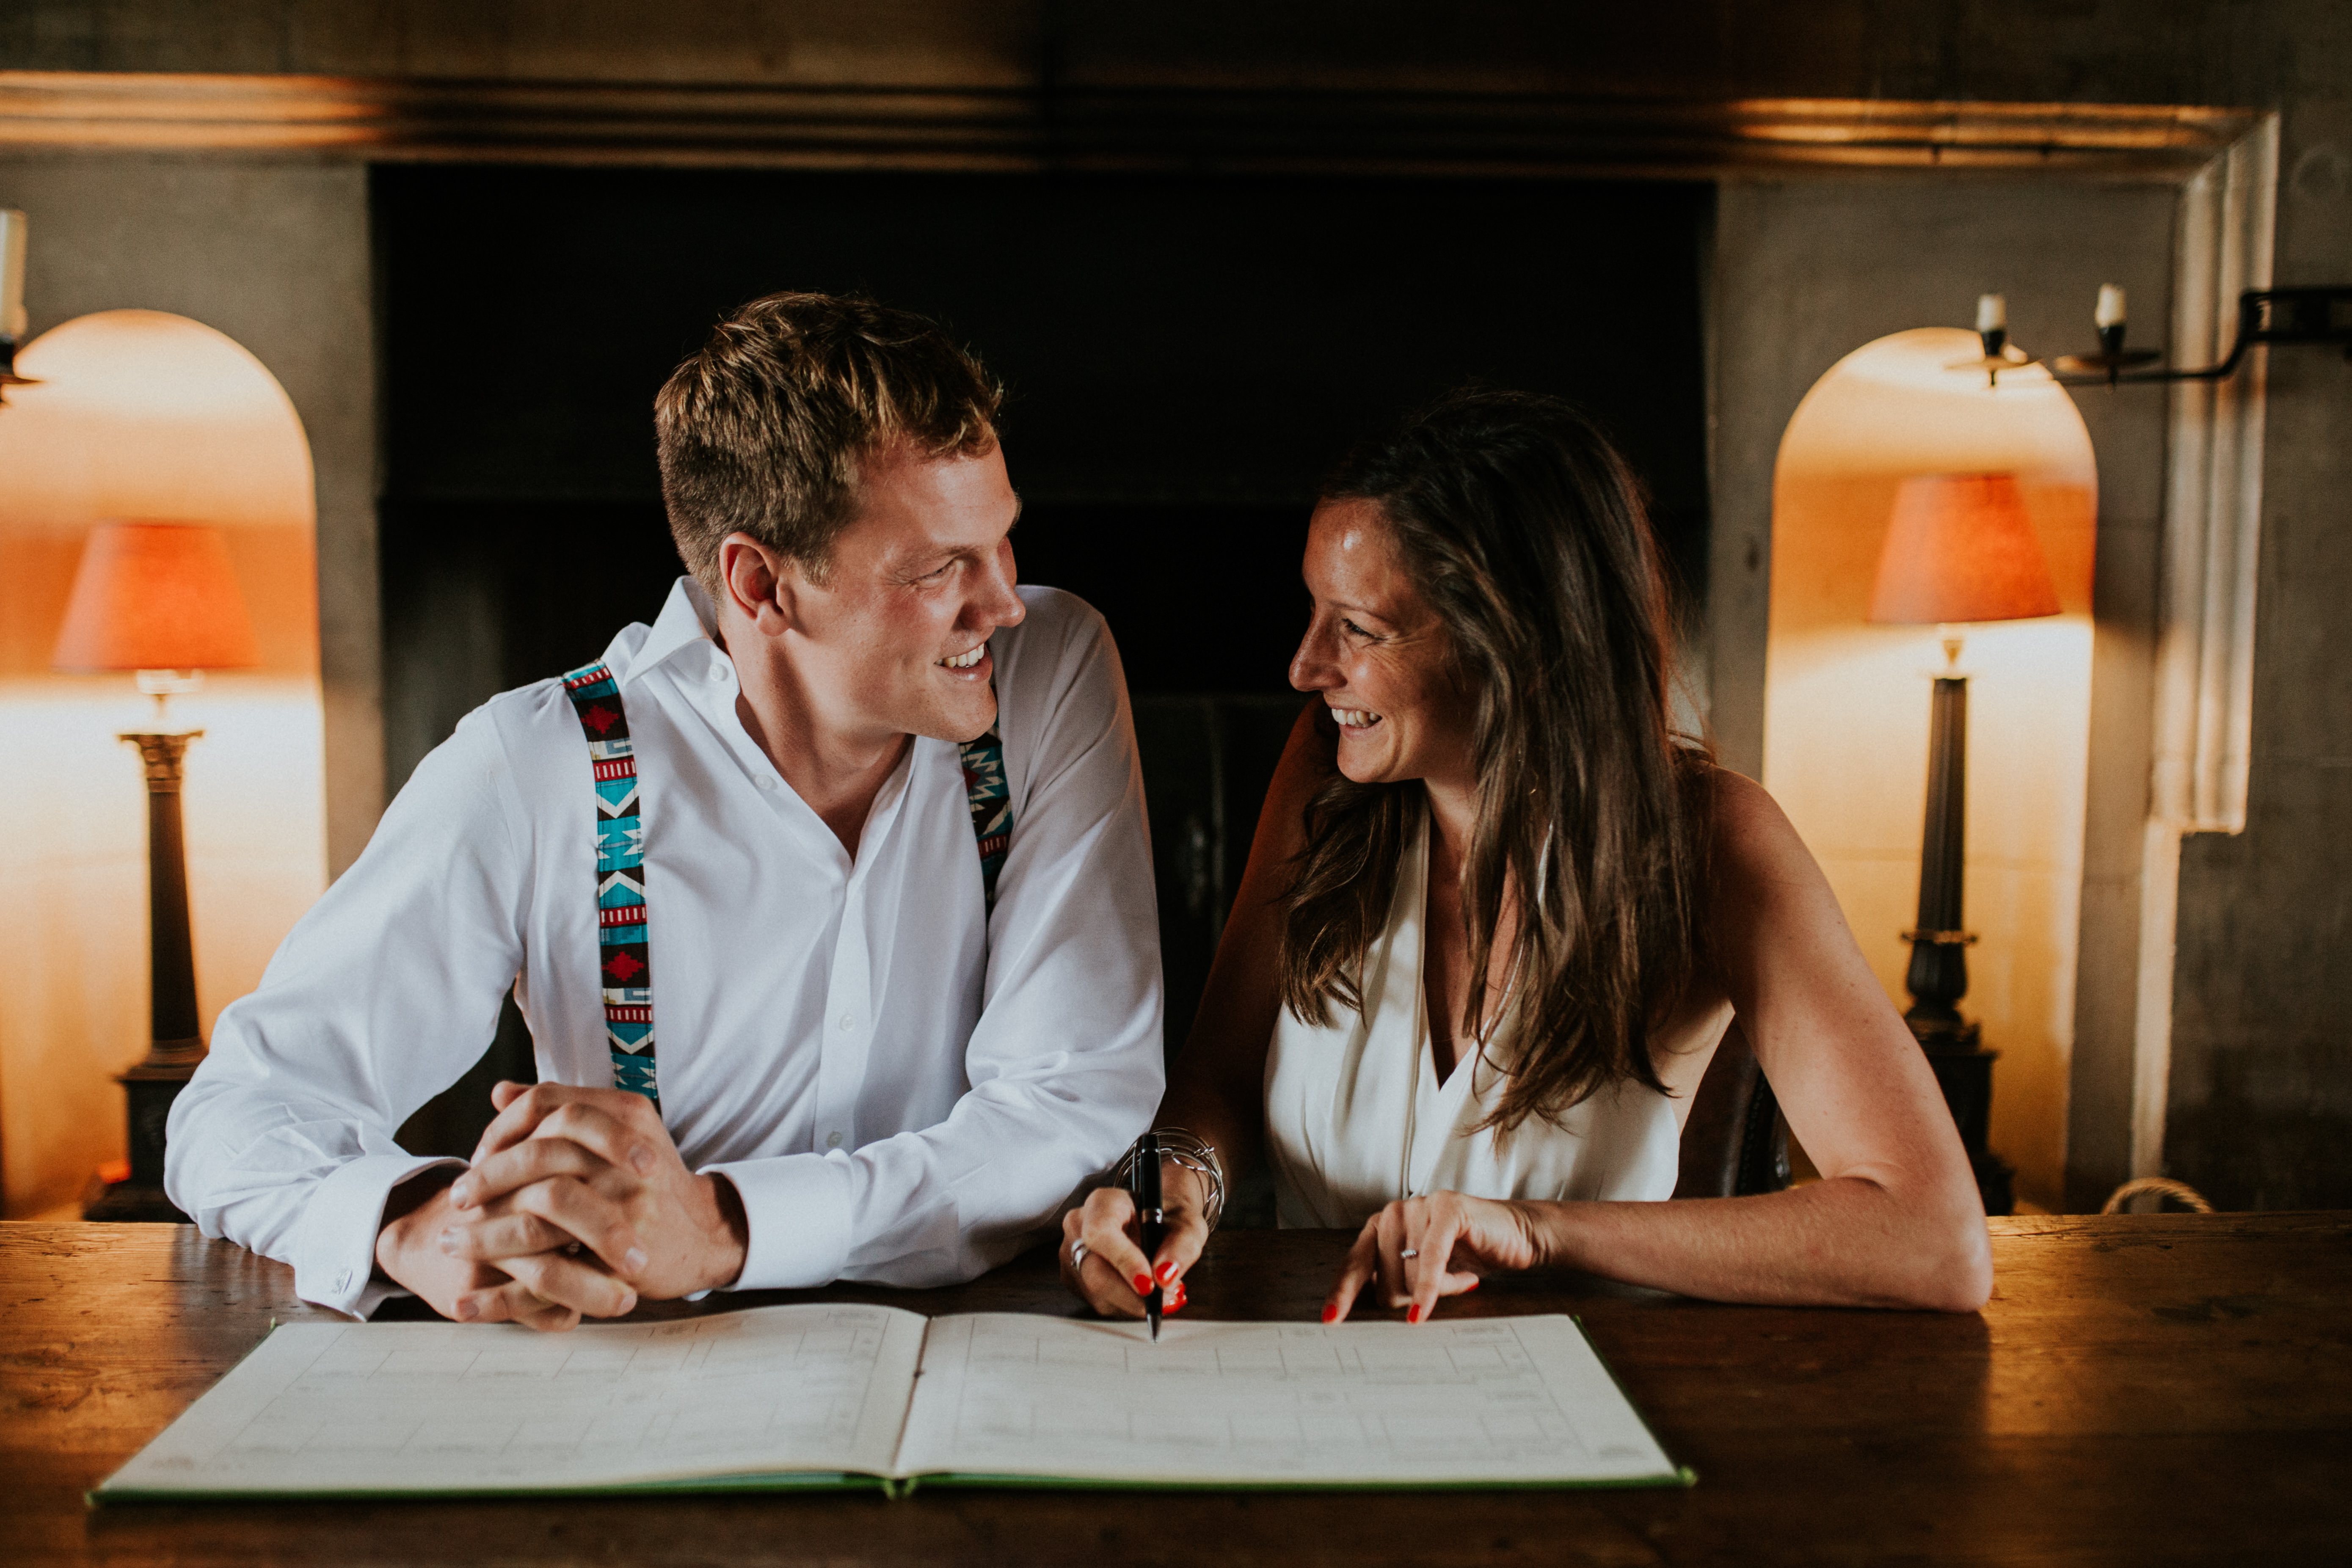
[375,165,1713,1161]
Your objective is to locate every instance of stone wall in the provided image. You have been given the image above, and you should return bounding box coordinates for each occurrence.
[3,0,2345,1209]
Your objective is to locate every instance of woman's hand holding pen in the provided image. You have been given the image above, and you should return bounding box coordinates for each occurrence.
[1059,1163,1211,1320]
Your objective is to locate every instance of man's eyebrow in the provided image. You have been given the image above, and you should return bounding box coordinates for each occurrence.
[899,501,1023,573]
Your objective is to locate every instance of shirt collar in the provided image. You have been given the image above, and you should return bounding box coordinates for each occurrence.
[620,576,724,689]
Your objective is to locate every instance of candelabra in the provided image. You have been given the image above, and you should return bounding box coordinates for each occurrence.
[1951,283,2352,389]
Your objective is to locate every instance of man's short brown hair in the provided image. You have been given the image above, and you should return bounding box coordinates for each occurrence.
[655,292,1003,592]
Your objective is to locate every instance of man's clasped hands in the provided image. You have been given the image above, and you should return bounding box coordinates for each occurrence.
[373,1083,750,1331]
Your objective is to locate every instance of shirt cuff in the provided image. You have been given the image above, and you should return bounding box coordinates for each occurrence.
[289,1152,466,1318]
[701,1151,853,1291]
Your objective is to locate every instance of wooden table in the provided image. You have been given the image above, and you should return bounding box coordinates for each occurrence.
[6,1214,2348,1565]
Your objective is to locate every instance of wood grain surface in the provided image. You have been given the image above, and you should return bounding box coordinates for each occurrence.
[6,1214,2348,1566]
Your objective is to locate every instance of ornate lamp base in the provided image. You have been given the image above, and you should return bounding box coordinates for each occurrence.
[1903,671,2016,1215]
[83,1056,199,1223]
[1909,1021,2017,1215]
[83,730,207,1223]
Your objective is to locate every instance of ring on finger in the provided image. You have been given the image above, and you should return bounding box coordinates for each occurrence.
[1069,1238,1089,1271]
[1399,1248,1419,1259]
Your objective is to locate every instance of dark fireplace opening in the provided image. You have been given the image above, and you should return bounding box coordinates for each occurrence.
[375,163,1712,1162]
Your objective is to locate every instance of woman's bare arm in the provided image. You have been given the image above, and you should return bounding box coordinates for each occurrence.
[1158,700,1332,1177]
[1060,701,1332,1313]
[1336,771,1993,1320]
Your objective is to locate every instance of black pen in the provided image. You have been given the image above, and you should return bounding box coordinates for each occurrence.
[1131,1131,1163,1340]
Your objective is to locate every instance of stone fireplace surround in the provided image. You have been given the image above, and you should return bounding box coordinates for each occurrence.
[3,0,2339,1211]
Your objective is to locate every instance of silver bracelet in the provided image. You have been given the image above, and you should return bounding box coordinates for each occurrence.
[1111,1127,1227,1232]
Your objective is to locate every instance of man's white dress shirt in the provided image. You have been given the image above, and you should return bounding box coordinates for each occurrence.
[167,579,1164,1317]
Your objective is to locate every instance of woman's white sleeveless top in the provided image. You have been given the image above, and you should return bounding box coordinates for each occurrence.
[1265,813,1685,1228]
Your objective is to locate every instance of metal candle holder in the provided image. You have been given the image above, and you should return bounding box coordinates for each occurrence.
[0,334,37,405]
[2051,286,2352,386]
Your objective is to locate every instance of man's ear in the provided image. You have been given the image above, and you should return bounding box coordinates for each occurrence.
[717,534,800,636]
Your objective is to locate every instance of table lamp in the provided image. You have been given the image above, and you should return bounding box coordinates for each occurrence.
[1867,472,2060,1214]
[52,520,259,1221]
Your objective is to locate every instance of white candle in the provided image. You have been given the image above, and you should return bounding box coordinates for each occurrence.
[1975,292,2006,333]
[0,209,26,342]
[2096,283,2127,328]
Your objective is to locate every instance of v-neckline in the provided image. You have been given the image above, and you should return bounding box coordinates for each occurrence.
[1417,813,1511,1094]
[1415,809,1466,1092]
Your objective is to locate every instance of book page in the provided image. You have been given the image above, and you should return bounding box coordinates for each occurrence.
[98,1303,927,1498]
[896,1313,1679,1487]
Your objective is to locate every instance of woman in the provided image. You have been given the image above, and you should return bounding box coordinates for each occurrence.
[1063,390,1990,1325]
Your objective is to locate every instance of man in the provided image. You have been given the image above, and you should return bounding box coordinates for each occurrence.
[167,293,1163,1328]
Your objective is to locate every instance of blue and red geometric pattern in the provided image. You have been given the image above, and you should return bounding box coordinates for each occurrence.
[562,661,659,1109]
[958,715,1013,910]
[563,661,1017,1116]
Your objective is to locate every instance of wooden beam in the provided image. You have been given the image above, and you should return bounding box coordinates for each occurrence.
[0,71,2262,177]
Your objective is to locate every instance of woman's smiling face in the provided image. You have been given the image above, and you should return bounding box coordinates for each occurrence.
[1289,497,1477,792]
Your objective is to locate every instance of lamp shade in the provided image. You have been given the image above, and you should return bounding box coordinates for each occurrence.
[51,520,260,671]
[1867,472,2062,625]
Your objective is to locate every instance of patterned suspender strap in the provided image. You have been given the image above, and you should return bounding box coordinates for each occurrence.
[958,712,1014,909]
[561,661,660,1109]
[560,666,1004,1111]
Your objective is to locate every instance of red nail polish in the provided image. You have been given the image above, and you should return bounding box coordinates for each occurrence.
[1464,1279,1481,1292]
[1134,1273,1153,1294]
[1321,1304,1338,1323]
[1407,1304,1423,1323]
[1155,1260,1180,1286]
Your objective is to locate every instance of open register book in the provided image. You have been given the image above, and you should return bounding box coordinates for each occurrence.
[95,1305,1690,1499]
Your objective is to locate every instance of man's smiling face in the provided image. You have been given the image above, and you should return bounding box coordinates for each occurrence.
[771,441,1027,747]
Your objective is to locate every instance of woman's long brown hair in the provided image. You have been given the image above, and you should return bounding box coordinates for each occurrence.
[1278,390,1714,1131]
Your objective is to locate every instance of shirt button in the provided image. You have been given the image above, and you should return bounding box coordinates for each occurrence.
[838,1014,855,1031]
[826,1132,843,1149]
[336,1268,353,1292]
[709,663,728,683]
[757,775,777,791]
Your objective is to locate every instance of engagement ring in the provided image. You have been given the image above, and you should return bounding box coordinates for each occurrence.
[1399,1248,1419,1259]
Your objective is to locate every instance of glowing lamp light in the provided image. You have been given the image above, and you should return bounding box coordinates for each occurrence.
[50,519,262,1221]
[1868,473,2062,629]
[52,520,260,689]
[2,307,325,1224]
[1864,469,2062,1215]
